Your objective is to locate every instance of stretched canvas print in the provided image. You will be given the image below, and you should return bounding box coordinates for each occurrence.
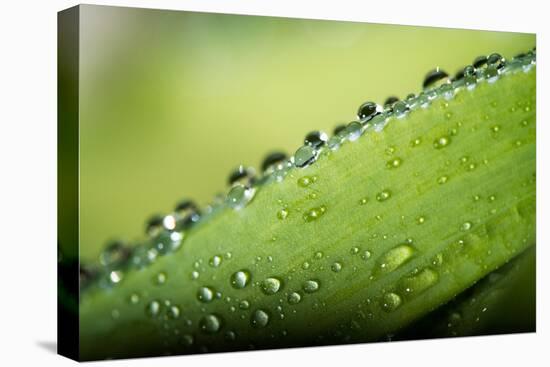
[57,4,536,361]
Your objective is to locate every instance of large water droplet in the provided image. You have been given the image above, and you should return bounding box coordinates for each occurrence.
[373,244,415,276]
[261,151,287,173]
[293,145,318,168]
[251,309,270,328]
[393,101,409,118]
[473,55,488,69]
[209,255,222,268]
[357,101,383,122]
[303,205,327,222]
[487,53,506,70]
[239,300,250,310]
[380,292,402,312]
[200,314,222,334]
[331,262,343,272]
[384,96,399,107]
[226,184,256,210]
[261,277,282,295]
[228,165,256,187]
[167,305,181,319]
[345,121,363,141]
[302,279,320,293]
[423,68,449,89]
[398,268,439,298]
[288,292,302,305]
[146,300,161,318]
[304,131,328,148]
[197,286,215,303]
[230,270,251,289]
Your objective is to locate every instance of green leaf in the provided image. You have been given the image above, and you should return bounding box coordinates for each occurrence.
[78,57,535,360]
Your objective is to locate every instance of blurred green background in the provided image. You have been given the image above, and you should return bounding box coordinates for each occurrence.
[75,5,534,261]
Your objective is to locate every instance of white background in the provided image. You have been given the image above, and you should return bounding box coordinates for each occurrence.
[0,0,546,365]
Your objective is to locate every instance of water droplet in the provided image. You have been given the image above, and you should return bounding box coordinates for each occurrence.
[333,124,346,135]
[410,137,422,147]
[380,292,402,312]
[225,330,236,341]
[146,215,163,237]
[460,221,472,231]
[303,205,327,222]
[423,67,449,89]
[285,292,301,306]
[302,280,320,293]
[261,277,282,295]
[167,305,181,319]
[262,152,287,173]
[345,121,363,141]
[393,101,409,118]
[129,293,140,304]
[398,268,439,297]
[109,270,123,284]
[293,145,318,168]
[209,255,222,268]
[376,190,392,202]
[99,240,131,267]
[433,136,451,149]
[191,270,199,280]
[359,197,368,205]
[487,53,506,69]
[155,271,167,285]
[437,175,449,184]
[357,101,383,122]
[239,300,250,310]
[331,262,343,272]
[228,165,256,187]
[146,300,161,318]
[384,96,399,106]
[386,158,402,169]
[172,199,199,227]
[473,55,487,69]
[199,314,222,334]
[197,286,215,303]
[304,131,328,148]
[230,270,251,289]
[226,184,256,210]
[251,309,270,328]
[361,250,372,260]
[416,216,426,225]
[489,195,496,202]
[277,208,289,220]
[350,246,360,255]
[297,175,317,187]
[484,66,499,83]
[302,261,311,270]
[373,244,415,276]
[182,334,194,346]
